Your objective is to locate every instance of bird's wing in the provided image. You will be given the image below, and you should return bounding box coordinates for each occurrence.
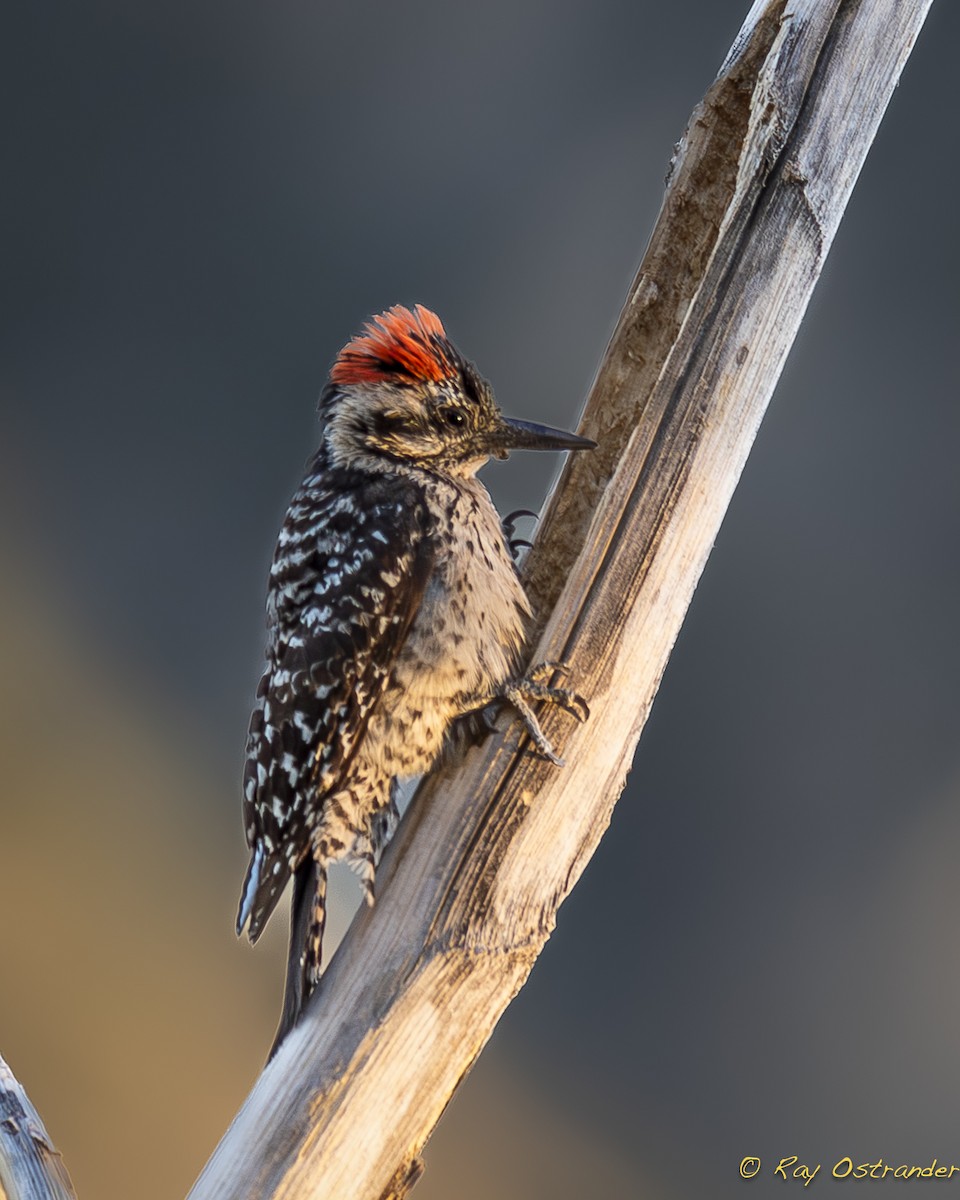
[238,474,434,941]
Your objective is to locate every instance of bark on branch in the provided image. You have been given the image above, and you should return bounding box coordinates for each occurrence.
[0,1056,77,1200]
[184,1,933,1196]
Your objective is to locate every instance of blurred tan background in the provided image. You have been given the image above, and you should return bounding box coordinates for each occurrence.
[1,2,958,1197]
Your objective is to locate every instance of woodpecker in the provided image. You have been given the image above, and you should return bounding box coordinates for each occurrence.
[237,304,594,1053]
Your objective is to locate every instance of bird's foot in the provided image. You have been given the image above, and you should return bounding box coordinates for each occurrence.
[493,662,589,766]
[502,508,538,561]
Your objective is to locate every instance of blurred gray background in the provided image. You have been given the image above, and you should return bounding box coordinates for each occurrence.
[1,2,958,1198]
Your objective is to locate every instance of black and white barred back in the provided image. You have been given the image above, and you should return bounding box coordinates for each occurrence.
[238,452,435,947]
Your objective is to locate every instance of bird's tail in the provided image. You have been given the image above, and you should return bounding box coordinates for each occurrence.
[268,857,327,1060]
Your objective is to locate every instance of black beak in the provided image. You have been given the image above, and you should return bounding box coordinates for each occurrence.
[491,417,596,456]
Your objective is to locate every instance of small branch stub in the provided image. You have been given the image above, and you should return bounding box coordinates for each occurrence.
[0,1056,77,1200]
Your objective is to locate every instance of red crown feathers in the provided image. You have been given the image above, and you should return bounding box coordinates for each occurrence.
[330,304,461,387]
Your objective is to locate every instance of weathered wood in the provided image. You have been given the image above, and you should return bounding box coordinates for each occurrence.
[188,2,935,1197]
[0,1056,77,1200]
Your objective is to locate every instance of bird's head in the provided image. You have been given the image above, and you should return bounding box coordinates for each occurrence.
[320,304,594,477]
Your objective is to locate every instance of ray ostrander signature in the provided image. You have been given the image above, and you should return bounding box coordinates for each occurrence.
[739,1156,960,1185]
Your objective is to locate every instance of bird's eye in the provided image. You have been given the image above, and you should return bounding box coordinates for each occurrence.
[443,409,466,428]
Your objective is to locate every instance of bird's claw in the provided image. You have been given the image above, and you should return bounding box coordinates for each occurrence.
[502,508,538,538]
[497,663,590,765]
[522,662,590,722]
[502,509,539,562]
